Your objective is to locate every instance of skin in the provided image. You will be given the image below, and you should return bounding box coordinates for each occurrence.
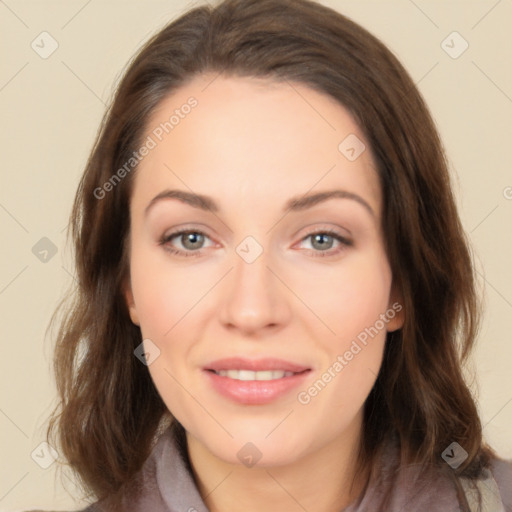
[124,74,404,512]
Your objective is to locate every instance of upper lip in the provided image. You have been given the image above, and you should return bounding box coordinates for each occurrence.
[205,357,311,373]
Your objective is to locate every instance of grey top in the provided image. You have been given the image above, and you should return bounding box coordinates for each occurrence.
[33,427,512,511]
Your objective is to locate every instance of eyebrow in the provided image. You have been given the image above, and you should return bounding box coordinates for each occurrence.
[144,188,375,218]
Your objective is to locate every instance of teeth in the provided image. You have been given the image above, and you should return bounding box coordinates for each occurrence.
[215,369,295,380]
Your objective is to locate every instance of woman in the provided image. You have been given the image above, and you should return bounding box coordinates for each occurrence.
[41,0,512,511]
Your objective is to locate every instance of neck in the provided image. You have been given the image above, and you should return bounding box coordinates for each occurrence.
[185,413,368,512]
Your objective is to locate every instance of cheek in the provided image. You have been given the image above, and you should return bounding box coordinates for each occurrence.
[129,248,200,419]
[129,245,204,339]
[295,248,392,394]
[323,257,391,399]
[294,248,393,342]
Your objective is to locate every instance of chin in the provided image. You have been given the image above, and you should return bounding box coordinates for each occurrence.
[200,428,308,468]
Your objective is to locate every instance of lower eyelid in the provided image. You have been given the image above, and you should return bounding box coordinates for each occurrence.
[298,232,351,253]
[163,230,213,249]
[161,230,351,256]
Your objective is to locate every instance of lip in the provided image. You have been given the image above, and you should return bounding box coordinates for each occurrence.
[203,357,312,405]
[205,357,311,373]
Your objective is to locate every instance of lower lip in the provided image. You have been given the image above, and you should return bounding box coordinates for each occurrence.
[204,370,311,405]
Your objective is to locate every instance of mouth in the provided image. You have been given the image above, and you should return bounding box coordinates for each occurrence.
[203,357,312,404]
[207,369,304,380]
[205,356,311,374]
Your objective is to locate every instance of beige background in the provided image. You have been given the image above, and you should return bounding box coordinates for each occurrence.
[1,0,511,510]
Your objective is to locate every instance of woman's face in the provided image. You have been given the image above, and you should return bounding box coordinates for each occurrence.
[124,75,403,466]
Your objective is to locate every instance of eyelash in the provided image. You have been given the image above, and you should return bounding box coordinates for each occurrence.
[158,227,352,259]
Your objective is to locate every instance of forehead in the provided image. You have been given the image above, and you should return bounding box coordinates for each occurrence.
[131,74,381,217]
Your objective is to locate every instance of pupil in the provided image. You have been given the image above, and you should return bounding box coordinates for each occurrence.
[184,232,203,249]
[313,234,332,250]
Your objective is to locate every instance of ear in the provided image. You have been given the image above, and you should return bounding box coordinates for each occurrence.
[123,276,140,326]
[386,283,405,332]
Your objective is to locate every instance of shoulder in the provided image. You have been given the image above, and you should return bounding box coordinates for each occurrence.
[25,507,97,512]
[25,428,181,512]
[489,455,512,508]
[25,509,95,512]
[353,437,511,511]
[456,456,512,512]
[345,437,460,510]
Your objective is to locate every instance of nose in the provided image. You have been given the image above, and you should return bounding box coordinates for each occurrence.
[218,246,291,335]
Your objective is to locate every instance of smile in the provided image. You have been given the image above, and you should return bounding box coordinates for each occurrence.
[204,368,311,405]
[211,369,296,380]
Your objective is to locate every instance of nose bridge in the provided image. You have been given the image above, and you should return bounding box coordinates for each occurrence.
[218,236,288,331]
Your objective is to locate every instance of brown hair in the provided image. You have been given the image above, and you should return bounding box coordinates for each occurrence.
[45,0,496,509]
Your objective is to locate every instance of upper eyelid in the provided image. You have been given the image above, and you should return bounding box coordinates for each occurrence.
[162,229,215,247]
[162,227,212,242]
[162,226,352,247]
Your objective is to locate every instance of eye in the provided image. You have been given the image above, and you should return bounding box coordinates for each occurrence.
[159,227,352,258]
[159,229,214,258]
[297,229,352,257]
